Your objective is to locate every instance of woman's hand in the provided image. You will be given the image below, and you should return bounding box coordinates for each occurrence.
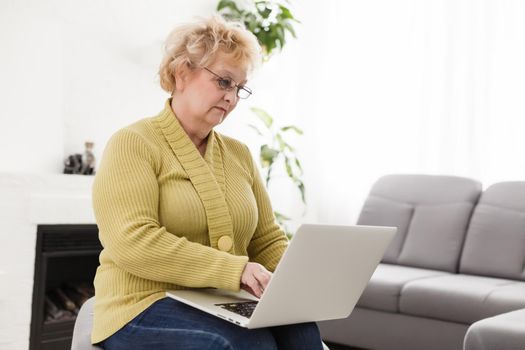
[240,262,272,298]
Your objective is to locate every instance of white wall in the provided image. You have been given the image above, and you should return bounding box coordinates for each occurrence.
[57,0,218,162]
[0,1,64,173]
[0,0,217,173]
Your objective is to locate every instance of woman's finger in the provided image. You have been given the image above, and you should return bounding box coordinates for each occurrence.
[241,284,257,297]
[254,269,272,290]
[244,275,263,298]
[240,262,272,298]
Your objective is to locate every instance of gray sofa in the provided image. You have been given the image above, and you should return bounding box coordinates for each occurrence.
[318,175,525,350]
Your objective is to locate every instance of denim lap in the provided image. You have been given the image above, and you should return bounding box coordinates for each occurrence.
[101,297,323,350]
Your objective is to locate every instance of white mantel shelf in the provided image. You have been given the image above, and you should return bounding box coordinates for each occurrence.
[0,172,95,350]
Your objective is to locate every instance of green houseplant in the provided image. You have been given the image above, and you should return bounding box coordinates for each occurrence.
[216,0,303,237]
[217,0,299,60]
[249,107,305,237]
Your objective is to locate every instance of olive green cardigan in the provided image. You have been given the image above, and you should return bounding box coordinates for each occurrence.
[91,100,288,343]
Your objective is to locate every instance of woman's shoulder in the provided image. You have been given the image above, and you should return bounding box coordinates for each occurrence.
[121,117,157,139]
[104,118,163,166]
[215,132,252,159]
[215,132,256,176]
[109,117,161,147]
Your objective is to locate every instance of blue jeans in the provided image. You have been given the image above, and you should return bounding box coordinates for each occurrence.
[100,297,324,350]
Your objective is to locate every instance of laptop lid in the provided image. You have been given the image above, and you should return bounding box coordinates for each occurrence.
[247,224,396,328]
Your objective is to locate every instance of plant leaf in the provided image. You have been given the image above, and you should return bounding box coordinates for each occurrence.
[275,24,285,49]
[260,144,279,168]
[251,107,273,128]
[297,181,306,204]
[276,133,286,151]
[281,125,303,134]
[294,157,303,174]
[277,4,294,19]
[217,0,241,14]
[283,21,297,38]
[259,5,272,19]
[247,124,264,136]
[284,157,293,178]
[274,210,291,221]
[283,142,295,152]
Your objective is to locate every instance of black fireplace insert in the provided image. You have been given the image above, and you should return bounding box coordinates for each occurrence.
[30,224,101,350]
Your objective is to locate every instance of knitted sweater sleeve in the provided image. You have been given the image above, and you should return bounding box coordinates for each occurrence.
[92,128,248,291]
[245,146,289,272]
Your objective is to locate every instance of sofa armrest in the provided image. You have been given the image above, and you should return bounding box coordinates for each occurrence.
[464,308,525,350]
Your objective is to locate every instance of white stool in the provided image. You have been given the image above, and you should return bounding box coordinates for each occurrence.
[71,297,101,350]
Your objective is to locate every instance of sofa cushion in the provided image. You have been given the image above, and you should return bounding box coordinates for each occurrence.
[460,203,525,280]
[365,174,482,204]
[399,275,525,324]
[358,175,481,269]
[397,202,474,272]
[484,283,525,316]
[464,308,525,350]
[357,196,414,263]
[357,263,449,312]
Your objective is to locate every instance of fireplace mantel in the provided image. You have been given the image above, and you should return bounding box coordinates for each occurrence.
[0,172,96,349]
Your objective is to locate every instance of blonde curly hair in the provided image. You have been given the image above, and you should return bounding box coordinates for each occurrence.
[159,15,262,93]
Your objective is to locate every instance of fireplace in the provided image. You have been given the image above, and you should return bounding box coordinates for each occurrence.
[29,224,101,350]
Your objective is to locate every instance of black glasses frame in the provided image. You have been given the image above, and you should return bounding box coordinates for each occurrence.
[203,67,252,99]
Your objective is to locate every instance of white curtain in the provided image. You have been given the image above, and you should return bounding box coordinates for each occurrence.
[288,0,525,224]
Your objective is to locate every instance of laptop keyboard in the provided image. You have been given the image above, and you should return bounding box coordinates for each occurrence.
[215,301,258,318]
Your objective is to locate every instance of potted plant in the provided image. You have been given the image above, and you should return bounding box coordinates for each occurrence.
[249,107,305,238]
[217,0,299,60]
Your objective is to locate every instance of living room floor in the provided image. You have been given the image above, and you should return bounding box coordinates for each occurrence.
[325,342,366,350]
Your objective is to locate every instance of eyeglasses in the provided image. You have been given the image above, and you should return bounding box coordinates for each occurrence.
[203,67,252,99]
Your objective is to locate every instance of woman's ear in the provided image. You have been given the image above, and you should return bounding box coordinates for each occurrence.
[173,62,192,92]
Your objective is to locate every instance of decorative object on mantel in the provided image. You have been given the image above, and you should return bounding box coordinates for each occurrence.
[63,141,96,175]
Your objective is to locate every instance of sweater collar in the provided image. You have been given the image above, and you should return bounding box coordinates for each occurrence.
[153,99,233,252]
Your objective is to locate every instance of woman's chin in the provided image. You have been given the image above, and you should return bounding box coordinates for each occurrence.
[209,112,225,126]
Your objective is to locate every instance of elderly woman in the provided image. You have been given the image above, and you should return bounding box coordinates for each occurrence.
[91,16,324,350]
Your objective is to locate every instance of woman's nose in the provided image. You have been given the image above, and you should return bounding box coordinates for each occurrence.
[223,88,238,104]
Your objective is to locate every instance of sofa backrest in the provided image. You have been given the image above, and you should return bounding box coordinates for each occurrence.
[357,174,482,272]
[459,182,525,280]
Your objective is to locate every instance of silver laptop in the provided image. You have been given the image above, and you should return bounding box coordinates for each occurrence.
[166,224,396,329]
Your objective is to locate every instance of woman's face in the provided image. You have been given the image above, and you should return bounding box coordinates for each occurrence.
[177,54,248,130]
